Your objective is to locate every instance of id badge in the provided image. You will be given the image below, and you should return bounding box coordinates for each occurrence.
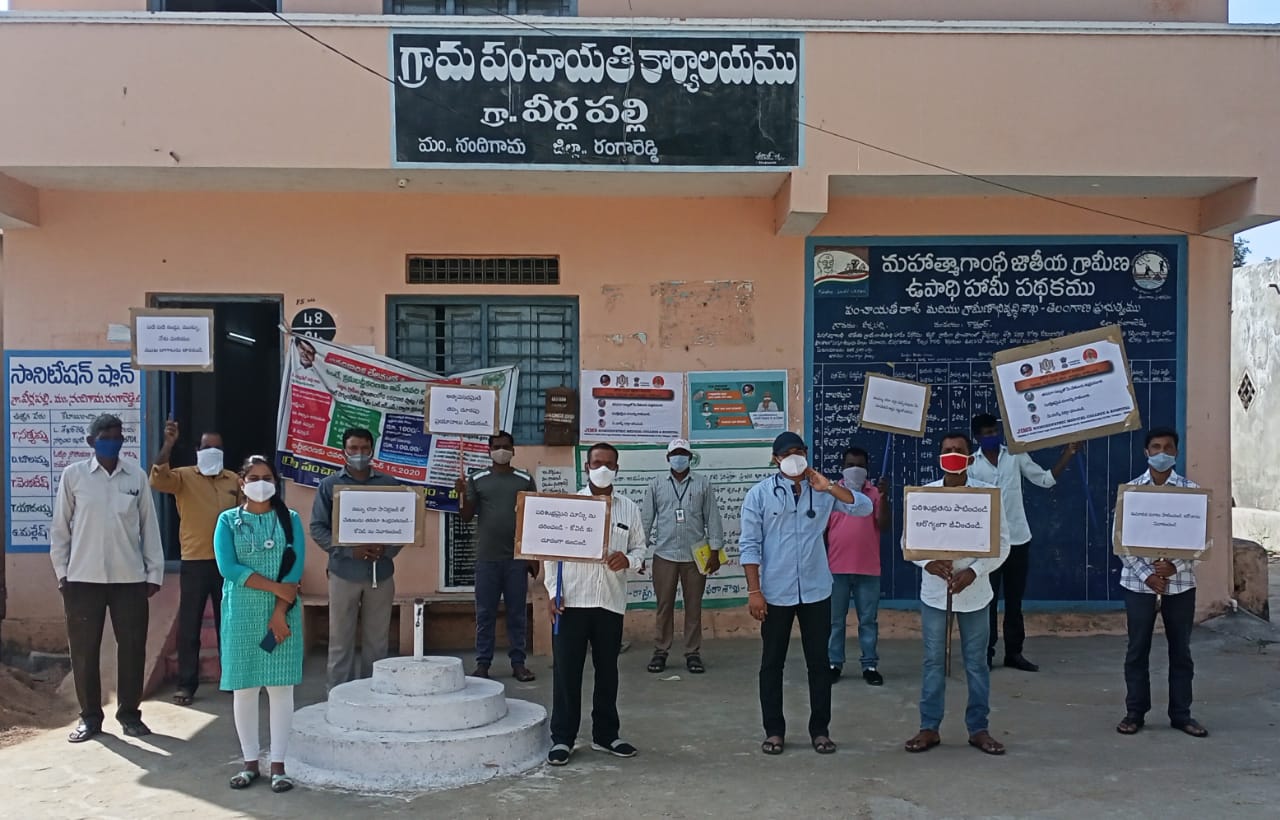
[675,508,686,524]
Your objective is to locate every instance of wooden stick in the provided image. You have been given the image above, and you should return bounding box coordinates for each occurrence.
[945,587,955,678]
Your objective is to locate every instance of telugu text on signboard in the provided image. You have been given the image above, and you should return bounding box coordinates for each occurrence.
[1113,484,1211,560]
[514,492,611,563]
[130,308,215,372]
[332,486,425,547]
[901,486,1002,562]
[858,373,931,437]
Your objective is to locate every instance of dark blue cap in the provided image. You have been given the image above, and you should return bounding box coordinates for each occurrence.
[772,431,806,456]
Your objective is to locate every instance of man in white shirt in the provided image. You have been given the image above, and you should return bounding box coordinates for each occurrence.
[50,414,164,743]
[968,413,1076,672]
[544,443,647,767]
[1115,427,1207,738]
[904,432,1010,757]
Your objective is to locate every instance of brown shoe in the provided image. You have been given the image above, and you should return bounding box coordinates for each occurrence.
[470,663,490,679]
[512,664,536,682]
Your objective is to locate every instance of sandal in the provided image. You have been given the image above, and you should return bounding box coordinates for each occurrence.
[1173,719,1208,738]
[647,653,667,673]
[968,730,1006,755]
[270,773,294,793]
[229,770,260,790]
[1116,715,1144,735]
[172,689,194,707]
[811,736,837,754]
[685,655,705,674]
[904,730,941,753]
[760,736,785,755]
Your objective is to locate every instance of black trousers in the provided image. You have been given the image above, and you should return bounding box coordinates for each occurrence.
[550,607,624,748]
[989,541,1031,658]
[177,559,223,694]
[759,597,832,739]
[1124,587,1196,723]
[63,582,149,725]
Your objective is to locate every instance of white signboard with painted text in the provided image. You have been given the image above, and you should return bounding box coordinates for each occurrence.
[332,486,425,547]
[1113,484,1212,560]
[130,308,215,371]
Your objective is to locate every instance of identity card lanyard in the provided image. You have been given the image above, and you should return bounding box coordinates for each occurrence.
[670,476,691,524]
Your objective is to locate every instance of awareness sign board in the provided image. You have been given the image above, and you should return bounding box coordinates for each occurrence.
[901,485,1002,562]
[332,485,426,547]
[514,492,611,563]
[130,308,215,372]
[991,325,1140,453]
[424,383,500,437]
[858,373,931,437]
[392,33,801,168]
[580,370,683,444]
[688,369,788,442]
[1112,484,1212,560]
[276,334,516,513]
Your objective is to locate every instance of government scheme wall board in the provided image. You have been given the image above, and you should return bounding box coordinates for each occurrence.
[858,373,931,437]
[991,325,1141,454]
[1112,484,1212,560]
[901,485,1002,562]
[331,485,426,547]
[514,492,611,563]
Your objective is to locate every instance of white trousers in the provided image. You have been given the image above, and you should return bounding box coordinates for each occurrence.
[232,686,294,764]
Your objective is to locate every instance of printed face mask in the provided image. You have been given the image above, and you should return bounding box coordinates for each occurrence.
[842,466,868,488]
[977,434,1003,451]
[939,453,971,474]
[779,454,808,478]
[588,466,617,488]
[94,437,124,459]
[345,453,372,472]
[196,448,224,476]
[668,455,691,472]
[490,448,514,465]
[243,479,277,503]
[1147,452,1176,472]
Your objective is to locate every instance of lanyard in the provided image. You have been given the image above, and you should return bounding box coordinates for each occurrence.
[669,476,691,509]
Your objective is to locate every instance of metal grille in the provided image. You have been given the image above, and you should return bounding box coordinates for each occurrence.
[406,256,560,286]
[1238,372,1256,411]
[390,1,574,16]
[391,298,577,443]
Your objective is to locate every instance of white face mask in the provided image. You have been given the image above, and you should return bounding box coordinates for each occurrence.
[490,448,514,465]
[196,447,224,476]
[243,479,277,503]
[588,465,617,488]
[779,454,808,478]
[842,466,868,488]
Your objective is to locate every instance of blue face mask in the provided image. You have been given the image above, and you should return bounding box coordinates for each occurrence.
[978,433,1003,451]
[668,455,691,472]
[1147,452,1176,472]
[94,437,124,459]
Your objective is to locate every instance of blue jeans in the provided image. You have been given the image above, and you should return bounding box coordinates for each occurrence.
[919,603,991,734]
[828,573,880,670]
[474,559,530,666]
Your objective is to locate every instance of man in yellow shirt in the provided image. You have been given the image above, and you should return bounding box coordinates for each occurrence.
[150,420,241,706]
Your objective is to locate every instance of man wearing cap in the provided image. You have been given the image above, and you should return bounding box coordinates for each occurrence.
[641,439,725,675]
[739,432,873,756]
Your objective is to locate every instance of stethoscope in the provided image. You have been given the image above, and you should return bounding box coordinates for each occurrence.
[232,507,277,551]
[771,474,817,519]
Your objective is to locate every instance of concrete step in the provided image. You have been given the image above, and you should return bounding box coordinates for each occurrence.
[287,698,548,793]
[326,677,508,732]
[369,656,465,697]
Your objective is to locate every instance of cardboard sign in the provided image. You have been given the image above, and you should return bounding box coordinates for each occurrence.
[424,383,500,437]
[1112,484,1212,560]
[901,485,1002,561]
[514,491,611,563]
[991,325,1140,453]
[858,373,931,437]
[129,308,215,372]
[331,485,425,547]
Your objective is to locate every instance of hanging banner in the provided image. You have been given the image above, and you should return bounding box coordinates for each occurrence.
[275,334,517,513]
[580,370,684,444]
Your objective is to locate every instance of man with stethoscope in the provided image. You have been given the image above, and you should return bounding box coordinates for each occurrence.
[739,432,874,757]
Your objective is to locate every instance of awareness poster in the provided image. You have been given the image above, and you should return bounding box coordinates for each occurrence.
[579,370,683,444]
[276,335,516,513]
[688,370,788,442]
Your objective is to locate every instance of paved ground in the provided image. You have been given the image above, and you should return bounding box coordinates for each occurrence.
[3,615,1279,820]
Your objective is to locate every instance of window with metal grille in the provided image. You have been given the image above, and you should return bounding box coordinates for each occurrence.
[389,296,578,444]
[388,0,575,15]
[152,0,277,10]
[406,256,560,286]
[1238,372,1256,411]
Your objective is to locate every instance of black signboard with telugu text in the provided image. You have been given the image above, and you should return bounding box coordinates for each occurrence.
[392,32,801,168]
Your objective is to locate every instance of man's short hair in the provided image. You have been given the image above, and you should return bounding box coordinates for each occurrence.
[1144,427,1180,448]
[940,431,972,452]
[842,446,869,462]
[489,430,515,447]
[970,413,999,436]
[587,442,619,461]
[342,427,375,447]
[87,414,123,437]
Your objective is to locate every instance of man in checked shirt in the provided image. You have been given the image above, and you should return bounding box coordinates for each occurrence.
[1116,427,1208,739]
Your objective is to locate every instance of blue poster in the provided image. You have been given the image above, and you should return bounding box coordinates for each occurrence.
[688,370,788,442]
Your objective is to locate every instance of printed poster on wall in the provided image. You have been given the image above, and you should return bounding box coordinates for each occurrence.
[5,351,145,553]
[575,442,775,609]
[688,369,788,442]
[579,370,683,444]
[276,335,516,514]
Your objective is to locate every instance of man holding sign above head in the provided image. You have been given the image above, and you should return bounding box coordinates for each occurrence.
[456,431,538,682]
[740,432,873,756]
[310,427,403,691]
[1116,428,1208,739]
[904,432,1010,757]
[545,443,647,767]
[968,413,1078,673]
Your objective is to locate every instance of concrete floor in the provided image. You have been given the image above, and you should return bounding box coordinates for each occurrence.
[3,617,1279,820]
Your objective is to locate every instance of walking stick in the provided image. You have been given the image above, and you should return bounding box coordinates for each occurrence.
[945,587,955,678]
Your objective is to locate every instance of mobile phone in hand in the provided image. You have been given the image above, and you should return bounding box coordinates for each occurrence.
[259,630,278,653]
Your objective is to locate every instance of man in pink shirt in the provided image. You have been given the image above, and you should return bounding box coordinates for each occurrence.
[827,447,892,685]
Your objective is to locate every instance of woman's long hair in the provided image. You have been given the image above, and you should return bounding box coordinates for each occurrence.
[240,455,294,547]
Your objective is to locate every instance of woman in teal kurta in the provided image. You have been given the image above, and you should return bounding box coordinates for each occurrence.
[213,455,305,793]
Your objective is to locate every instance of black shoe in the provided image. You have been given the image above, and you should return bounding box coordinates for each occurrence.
[68,720,102,743]
[592,739,637,758]
[829,664,842,681]
[547,744,574,766]
[1004,654,1039,672]
[470,663,491,679]
[121,720,151,738]
[862,668,884,686]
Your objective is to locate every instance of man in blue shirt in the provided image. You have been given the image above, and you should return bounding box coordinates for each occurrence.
[740,432,873,756]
